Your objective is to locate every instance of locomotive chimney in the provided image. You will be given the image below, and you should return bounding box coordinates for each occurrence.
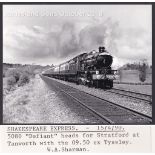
[99,46,106,53]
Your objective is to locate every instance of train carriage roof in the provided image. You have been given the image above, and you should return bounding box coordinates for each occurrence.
[59,52,87,66]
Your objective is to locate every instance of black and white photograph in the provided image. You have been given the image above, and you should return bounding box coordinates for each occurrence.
[3,4,152,124]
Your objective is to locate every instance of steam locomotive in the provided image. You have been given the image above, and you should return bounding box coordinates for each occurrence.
[42,46,115,89]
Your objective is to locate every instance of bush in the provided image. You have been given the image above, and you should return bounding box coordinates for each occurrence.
[139,71,146,82]
[18,74,30,86]
[139,63,146,82]
[5,69,21,82]
[7,76,16,86]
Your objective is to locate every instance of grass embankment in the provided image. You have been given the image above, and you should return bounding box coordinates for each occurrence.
[3,64,42,123]
[3,65,43,96]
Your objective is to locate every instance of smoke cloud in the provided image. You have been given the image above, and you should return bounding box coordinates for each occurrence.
[4,17,151,66]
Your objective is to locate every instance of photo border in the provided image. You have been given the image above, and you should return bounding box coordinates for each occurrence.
[0,2,154,125]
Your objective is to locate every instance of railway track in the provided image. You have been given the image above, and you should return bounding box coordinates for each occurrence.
[106,88,152,103]
[41,75,152,124]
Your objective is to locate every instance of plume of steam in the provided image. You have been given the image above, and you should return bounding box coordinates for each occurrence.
[79,18,121,54]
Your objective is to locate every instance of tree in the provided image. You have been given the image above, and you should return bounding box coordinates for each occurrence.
[139,59,147,82]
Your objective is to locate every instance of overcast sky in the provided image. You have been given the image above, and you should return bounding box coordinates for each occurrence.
[3,5,152,67]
